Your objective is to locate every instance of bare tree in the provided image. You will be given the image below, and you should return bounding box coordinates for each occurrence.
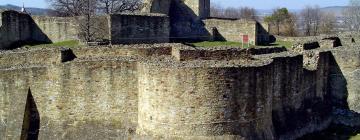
[210,4,224,17]
[343,0,360,32]
[223,7,240,18]
[300,5,321,36]
[319,12,337,34]
[46,0,92,16]
[47,0,141,42]
[98,0,142,14]
[210,5,257,20]
[238,7,257,20]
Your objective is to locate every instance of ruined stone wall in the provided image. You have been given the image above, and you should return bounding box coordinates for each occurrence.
[137,59,275,139]
[142,0,172,15]
[31,16,78,42]
[0,10,32,49]
[0,45,175,140]
[109,13,170,44]
[182,0,210,19]
[204,18,257,44]
[330,47,360,112]
[0,43,353,140]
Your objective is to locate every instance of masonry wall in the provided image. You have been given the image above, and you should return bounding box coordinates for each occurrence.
[0,43,352,140]
[137,60,275,139]
[142,0,172,15]
[330,47,360,112]
[204,18,257,45]
[0,10,32,49]
[31,16,78,42]
[109,13,170,44]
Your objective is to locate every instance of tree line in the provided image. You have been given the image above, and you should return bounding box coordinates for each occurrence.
[210,5,337,37]
[211,0,360,37]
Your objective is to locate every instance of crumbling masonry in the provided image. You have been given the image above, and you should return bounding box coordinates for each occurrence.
[0,0,360,140]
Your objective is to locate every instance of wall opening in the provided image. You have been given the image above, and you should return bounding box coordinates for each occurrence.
[20,89,40,140]
[61,48,77,62]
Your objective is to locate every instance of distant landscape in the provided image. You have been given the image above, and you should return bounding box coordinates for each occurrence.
[0,4,54,15]
[0,4,349,17]
[257,6,348,17]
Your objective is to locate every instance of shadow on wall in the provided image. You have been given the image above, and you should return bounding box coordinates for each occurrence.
[211,27,226,41]
[0,11,52,50]
[256,22,276,45]
[20,89,40,140]
[169,0,212,42]
[298,52,360,139]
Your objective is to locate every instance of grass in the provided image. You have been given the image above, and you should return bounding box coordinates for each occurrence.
[351,135,360,140]
[269,40,294,48]
[23,40,82,49]
[191,41,255,48]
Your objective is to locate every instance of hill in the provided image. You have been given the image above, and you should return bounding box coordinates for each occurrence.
[0,4,54,16]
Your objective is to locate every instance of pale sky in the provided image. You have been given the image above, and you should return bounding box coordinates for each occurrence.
[0,0,350,9]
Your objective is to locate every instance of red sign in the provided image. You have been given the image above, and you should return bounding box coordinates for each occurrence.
[242,35,249,43]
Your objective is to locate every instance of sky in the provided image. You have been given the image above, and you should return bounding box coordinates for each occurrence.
[0,0,350,10]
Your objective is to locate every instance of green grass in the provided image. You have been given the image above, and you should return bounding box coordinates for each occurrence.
[23,40,82,49]
[191,41,254,48]
[270,40,293,48]
[351,135,360,140]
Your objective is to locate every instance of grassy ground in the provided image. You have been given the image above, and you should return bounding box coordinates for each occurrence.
[190,41,293,48]
[23,40,82,49]
[269,40,293,48]
[352,135,360,140]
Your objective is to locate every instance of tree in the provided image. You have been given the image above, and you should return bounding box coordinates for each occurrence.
[300,5,321,36]
[46,0,141,42]
[264,8,295,36]
[210,4,224,18]
[98,0,142,14]
[343,0,360,32]
[238,7,257,20]
[224,7,240,18]
[319,12,337,34]
[46,0,93,16]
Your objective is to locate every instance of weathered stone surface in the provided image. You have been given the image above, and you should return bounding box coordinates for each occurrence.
[109,13,170,44]
[0,41,354,140]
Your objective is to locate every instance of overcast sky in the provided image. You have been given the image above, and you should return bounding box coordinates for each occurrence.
[0,0,350,9]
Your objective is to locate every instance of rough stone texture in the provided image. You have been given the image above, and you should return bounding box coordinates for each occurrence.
[0,10,32,49]
[203,19,272,45]
[31,16,78,42]
[182,0,210,19]
[109,13,170,44]
[142,0,172,15]
[171,46,250,61]
[0,41,351,140]
[330,46,360,112]
[137,59,274,139]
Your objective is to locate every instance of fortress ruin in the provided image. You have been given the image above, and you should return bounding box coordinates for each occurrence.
[0,0,272,50]
[0,0,360,140]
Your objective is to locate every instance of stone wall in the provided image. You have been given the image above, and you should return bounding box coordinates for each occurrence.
[171,45,250,61]
[142,0,172,15]
[31,16,78,42]
[182,0,210,19]
[0,41,358,140]
[109,13,170,44]
[330,47,360,112]
[204,18,257,44]
[0,10,32,49]
[203,18,272,45]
